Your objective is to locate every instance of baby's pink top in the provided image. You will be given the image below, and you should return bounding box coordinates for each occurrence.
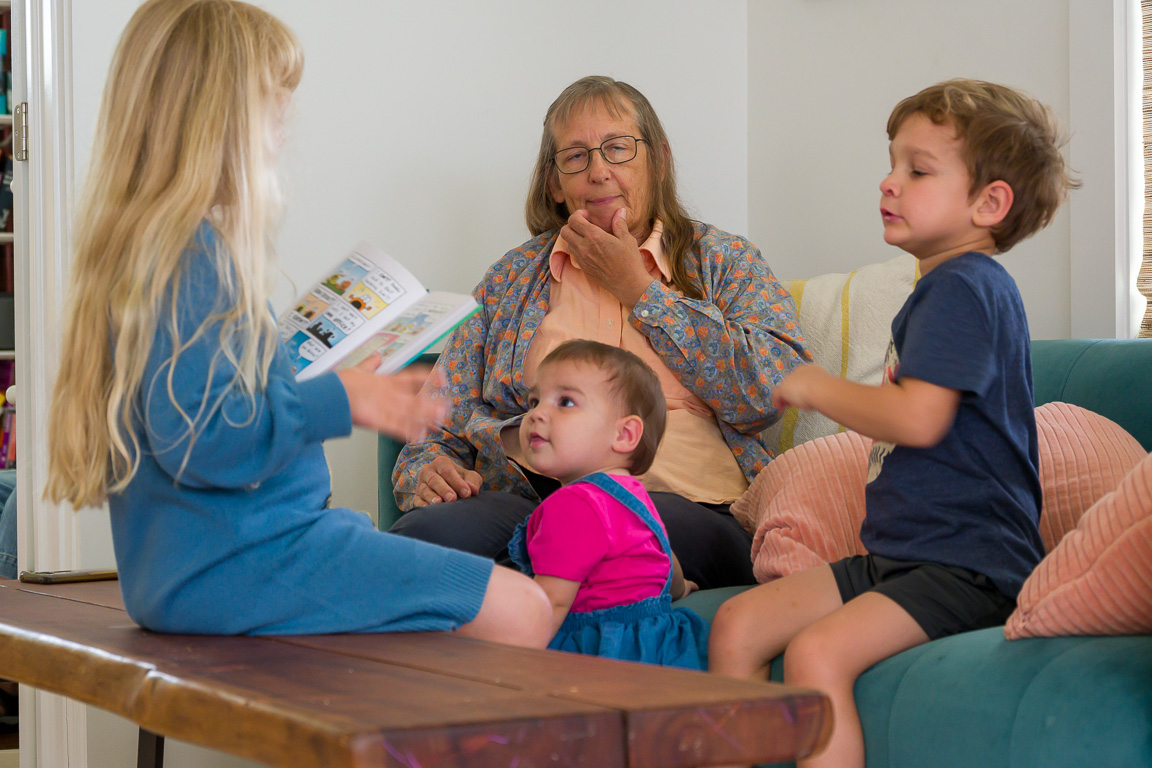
[525,476,669,612]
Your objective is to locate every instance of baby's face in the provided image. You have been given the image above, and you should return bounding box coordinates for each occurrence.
[520,360,628,485]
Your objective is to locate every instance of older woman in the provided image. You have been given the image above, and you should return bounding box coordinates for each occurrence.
[391,76,809,589]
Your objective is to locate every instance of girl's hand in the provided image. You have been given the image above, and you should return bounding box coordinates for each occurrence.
[336,355,448,442]
[413,455,483,507]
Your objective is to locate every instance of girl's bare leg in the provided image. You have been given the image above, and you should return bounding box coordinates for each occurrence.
[457,564,553,648]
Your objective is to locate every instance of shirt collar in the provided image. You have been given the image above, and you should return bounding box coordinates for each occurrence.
[550,219,669,282]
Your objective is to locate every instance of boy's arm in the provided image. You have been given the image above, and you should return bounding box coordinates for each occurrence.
[534,575,581,636]
[773,364,960,448]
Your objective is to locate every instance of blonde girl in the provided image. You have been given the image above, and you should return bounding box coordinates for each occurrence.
[45,0,549,642]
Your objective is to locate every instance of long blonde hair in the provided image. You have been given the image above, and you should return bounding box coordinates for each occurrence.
[45,0,303,508]
[524,76,701,299]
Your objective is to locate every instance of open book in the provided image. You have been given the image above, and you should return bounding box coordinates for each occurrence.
[276,242,478,381]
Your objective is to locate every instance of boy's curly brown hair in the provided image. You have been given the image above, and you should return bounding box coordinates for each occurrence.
[888,79,1080,253]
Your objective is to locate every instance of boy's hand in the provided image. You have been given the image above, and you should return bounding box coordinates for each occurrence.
[771,363,833,411]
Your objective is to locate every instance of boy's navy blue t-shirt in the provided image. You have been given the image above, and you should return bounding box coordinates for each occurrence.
[862,252,1044,598]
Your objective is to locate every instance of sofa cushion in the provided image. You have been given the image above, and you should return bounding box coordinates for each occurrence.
[1006,450,1152,638]
[851,629,1152,768]
[676,584,1152,768]
[764,253,918,456]
[735,404,1145,584]
[731,431,869,582]
[1035,401,1147,551]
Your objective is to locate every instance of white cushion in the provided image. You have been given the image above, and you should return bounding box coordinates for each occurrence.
[765,253,919,456]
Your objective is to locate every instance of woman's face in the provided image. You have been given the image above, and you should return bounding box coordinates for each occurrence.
[547,100,655,242]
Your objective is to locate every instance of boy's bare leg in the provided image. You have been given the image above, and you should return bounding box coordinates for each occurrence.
[708,565,843,680]
[787,592,929,768]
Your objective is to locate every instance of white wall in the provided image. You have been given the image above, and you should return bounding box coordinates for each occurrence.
[748,0,1074,341]
[68,2,747,766]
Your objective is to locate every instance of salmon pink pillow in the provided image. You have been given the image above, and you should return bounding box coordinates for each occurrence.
[733,402,1144,587]
[1035,402,1147,551]
[1005,450,1152,638]
[731,431,870,582]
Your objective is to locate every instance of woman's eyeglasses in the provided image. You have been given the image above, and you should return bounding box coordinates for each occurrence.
[552,136,647,174]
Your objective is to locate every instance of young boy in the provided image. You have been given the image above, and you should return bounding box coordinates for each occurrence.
[508,339,709,669]
[708,79,1079,767]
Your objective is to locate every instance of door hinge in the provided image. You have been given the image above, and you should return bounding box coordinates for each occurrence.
[13,103,28,162]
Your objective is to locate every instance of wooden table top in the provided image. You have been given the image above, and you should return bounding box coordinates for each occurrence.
[0,580,829,768]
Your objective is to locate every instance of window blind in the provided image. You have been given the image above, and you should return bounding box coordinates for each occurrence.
[1141,1,1152,335]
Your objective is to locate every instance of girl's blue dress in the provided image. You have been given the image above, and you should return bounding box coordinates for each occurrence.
[510,473,709,670]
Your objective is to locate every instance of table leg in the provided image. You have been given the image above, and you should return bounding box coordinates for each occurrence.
[137,728,164,768]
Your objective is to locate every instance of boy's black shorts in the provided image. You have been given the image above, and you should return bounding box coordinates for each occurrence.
[829,554,1016,641]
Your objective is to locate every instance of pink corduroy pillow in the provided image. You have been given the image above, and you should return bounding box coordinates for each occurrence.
[1005,450,1152,638]
[731,431,870,583]
[1034,401,1147,551]
[733,402,1144,585]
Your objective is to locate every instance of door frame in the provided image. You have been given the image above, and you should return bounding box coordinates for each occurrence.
[13,0,89,766]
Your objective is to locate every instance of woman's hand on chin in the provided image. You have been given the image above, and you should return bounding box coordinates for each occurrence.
[561,208,652,308]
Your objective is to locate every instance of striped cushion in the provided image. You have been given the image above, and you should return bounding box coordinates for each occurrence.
[765,253,918,456]
[1005,450,1152,638]
[732,430,871,582]
[736,403,1147,591]
[1035,401,1147,552]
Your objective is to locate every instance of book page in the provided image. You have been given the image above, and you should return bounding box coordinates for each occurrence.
[336,291,479,375]
[276,243,427,380]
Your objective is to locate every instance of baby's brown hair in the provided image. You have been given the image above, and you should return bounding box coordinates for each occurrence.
[539,340,666,475]
[888,79,1080,252]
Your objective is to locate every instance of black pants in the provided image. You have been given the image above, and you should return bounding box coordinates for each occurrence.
[389,472,756,590]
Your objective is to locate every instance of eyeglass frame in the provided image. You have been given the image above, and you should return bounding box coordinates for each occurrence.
[551,135,648,175]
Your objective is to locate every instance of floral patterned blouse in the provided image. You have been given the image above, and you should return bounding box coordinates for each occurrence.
[393,222,811,510]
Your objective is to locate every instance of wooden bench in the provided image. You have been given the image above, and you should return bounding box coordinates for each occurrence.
[0,580,830,768]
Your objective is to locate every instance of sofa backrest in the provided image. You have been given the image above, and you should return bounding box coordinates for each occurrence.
[1031,339,1152,451]
[377,337,1152,530]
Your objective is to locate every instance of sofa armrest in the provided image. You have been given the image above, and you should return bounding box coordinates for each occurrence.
[378,434,406,531]
[376,353,440,532]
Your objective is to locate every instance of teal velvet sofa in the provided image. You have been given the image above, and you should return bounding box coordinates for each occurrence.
[378,339,1152,768]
